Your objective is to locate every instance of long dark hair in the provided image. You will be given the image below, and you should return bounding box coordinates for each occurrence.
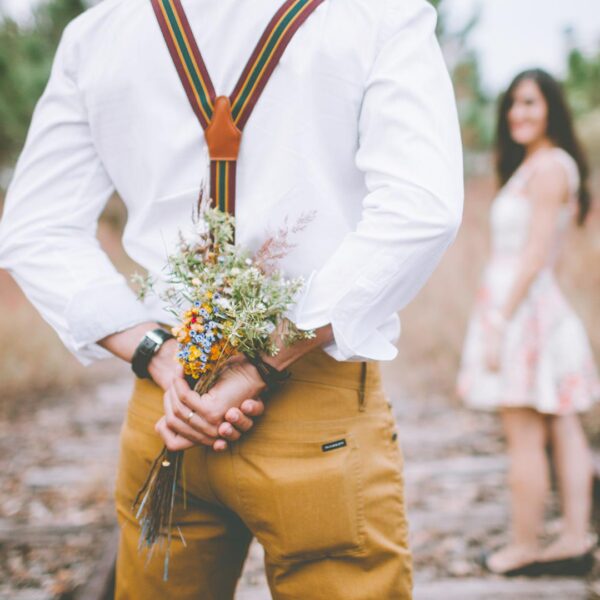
[496,68,591,225]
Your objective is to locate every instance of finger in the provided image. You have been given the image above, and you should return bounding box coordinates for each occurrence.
[212,439,228,452]
[218,421,242,441]
[240,399,265,417]
[172,380,220,438]
[224,408,255,433]
[163,388,218,445]
[155,417,194,452]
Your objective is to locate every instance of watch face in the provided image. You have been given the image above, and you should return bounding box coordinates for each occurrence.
[146,330,164,345]
[139,337,158,356]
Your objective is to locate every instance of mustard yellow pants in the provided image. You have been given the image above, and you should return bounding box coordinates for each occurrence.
[114,348,413,599]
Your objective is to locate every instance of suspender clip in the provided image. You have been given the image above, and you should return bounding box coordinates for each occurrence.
[204,96,242,161]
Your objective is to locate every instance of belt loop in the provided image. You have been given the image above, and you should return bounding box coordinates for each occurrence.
[358,362,367,412]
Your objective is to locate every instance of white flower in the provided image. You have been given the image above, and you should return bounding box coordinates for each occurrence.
[245,258,253,265]
[216,297,231,309]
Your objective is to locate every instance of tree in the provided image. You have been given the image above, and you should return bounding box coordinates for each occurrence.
[0,0,87,165]
[563,27,600,117]
[429,0,493,152]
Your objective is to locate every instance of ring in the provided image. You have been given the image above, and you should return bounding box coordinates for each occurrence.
[186,410,195,423]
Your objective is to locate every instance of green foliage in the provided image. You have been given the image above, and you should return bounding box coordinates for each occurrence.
[563,28,600,117]
[0,0,87,166]
[429,0,492,151]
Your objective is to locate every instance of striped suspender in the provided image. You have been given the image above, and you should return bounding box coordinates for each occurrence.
[151,0,324,222]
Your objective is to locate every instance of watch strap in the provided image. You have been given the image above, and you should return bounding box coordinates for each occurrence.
[131,328,174,379]
[244,352,291,391]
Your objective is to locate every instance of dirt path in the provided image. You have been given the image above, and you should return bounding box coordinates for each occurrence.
[1,361,597,599]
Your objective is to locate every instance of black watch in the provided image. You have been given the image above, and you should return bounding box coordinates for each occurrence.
[131,328,174,380]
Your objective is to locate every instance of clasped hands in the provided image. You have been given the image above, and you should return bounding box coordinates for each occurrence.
[154,351,267,452]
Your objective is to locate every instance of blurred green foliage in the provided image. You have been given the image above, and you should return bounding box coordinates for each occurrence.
[564,28,600,117]
[0,0,87,166]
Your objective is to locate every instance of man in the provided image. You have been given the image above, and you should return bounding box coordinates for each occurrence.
[0,0,463,598]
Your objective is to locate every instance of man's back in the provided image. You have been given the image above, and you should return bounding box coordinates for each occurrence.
[0,0,462,366]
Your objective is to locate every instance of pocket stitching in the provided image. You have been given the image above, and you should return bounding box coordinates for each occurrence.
[233,431,367,562]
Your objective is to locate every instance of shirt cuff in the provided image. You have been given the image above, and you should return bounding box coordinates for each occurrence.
[288,270,401,362]
[64,281,155,365]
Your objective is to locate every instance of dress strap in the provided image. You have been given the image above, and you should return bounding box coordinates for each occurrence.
[151,0,325,221]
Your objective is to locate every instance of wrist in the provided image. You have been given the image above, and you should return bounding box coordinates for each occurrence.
[131,326,175,380]
[243,352,291,392]
[262,323,334,372]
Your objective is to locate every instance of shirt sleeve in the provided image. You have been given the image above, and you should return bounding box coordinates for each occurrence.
[0,23,154,366]
[291,0,464,361]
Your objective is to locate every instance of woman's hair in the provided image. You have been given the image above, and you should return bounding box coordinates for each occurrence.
[495,68,591,225]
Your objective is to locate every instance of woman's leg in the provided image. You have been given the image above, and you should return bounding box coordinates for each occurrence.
[487,407,550,572]
[540,413,594,560]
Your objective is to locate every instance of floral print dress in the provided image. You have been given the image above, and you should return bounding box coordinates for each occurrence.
[457,148,600,414]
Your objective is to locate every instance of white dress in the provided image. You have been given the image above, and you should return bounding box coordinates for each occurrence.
[457,148,600,415]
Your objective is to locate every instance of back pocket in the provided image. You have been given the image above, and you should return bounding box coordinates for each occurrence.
[233,427,366,562]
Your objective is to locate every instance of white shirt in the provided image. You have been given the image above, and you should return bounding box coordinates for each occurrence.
[0,0,463,366]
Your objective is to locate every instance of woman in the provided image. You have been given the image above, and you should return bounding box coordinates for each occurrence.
[457,68,600,576]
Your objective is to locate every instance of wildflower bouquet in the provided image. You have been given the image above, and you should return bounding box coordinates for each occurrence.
[131,195,314,577]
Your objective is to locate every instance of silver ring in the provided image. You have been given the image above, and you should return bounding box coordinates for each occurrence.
[186,410,195,423]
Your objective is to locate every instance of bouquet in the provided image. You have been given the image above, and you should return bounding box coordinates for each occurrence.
[130,194,314,578]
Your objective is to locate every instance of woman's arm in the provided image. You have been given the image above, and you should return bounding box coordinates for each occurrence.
[499,156,569,321]
[486,154,569,370]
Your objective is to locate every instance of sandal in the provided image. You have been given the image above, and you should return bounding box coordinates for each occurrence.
[477,550,543,577]
[533,549,595,577]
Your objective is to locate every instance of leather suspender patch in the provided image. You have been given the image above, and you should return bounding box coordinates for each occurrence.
[151,0,325,221]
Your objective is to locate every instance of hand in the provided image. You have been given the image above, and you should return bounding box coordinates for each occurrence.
[156,359,266,452]
[484,327,504,373]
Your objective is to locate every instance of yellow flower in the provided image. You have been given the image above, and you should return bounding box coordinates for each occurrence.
[188,345,200,360]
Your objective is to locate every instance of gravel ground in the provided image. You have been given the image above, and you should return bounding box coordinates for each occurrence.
[1,359,598,599]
